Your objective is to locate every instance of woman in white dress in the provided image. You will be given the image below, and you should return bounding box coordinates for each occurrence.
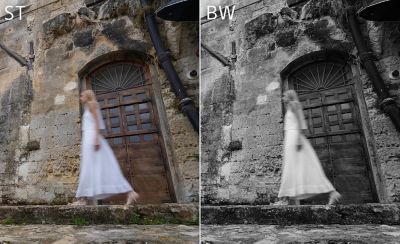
[72,89,139,205]
[278,90,341,205]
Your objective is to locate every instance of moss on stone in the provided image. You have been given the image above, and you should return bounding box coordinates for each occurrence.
[202,204,400,225]
[130,213,141,224]
[129,213,198,225]
[71,216,89,226]
[1,217,28,225]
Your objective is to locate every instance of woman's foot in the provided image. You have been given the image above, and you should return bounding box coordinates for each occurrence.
[272,199,289,206]
[70,197,88,206]
[328,191,342,205]
[126,191,139,205]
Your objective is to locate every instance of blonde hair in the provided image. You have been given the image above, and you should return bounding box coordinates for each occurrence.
[283,90,300,103]
[82,89,98,109]
[284,90,302,112]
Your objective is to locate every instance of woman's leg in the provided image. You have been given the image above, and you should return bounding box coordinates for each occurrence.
[290,198,300,205]
[126,190,140,205]
[328,190,342,205]
[71,197,88,205]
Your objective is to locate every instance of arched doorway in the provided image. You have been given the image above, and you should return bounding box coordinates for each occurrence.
[84,60,175,204]
[280,50,378,204]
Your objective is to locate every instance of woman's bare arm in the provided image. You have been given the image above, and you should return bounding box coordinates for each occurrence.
[88,102,101,150]
[289,101,303,150]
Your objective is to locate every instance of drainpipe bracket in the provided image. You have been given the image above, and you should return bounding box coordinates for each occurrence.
[179,97,196,113]
[359,51,375,63]
[379,97,397,111]
[179,97,194,108]
[158,51,171,63]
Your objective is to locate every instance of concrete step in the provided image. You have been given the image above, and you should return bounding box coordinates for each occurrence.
[0,203,198,225]
[202,204,400,225]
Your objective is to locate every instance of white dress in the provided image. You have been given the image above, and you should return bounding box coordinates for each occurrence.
[278,105,335,200]
[75,105,133,200]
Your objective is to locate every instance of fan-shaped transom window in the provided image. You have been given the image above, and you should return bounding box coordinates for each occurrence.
[289,61,353,95]
[90,62,146,94]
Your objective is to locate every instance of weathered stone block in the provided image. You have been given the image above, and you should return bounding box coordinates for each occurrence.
[287,0,308,7]
[73,28,94,47]
[26,141,40,151]
[84,0,105,7]
[228,141,242,152]
[280,7,298,19]
[245,13,278,47]
[43,13,74,38]
[98,0,136,20]
[300,0,342,20]
[101,19,147,51]
[275,28,297,47]
[78,7,96,19]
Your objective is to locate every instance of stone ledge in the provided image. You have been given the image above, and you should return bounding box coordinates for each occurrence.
[201,204,400,225]
[202,224,400,243]
[0,203,198,225]
[0,225,199,243]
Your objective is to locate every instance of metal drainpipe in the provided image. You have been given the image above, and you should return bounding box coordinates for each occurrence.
[0,42,29,68]
[347,8,400,131]
[140,0,199,132]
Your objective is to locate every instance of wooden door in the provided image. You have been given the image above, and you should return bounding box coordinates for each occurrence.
[87,62,174,204]
[287,61,377,204]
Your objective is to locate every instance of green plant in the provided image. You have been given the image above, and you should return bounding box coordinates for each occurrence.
[142,215,168,225]
[183,218,199,226]
[1,217,16,225]
[71,216,88,226]
[129,213,199,225]
[1,217,28,225]
[130,213,141,224]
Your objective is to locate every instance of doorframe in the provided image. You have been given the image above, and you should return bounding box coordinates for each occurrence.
[279,49,384,203]
[147,64,186,203]
[351,64,386,203]
[78,51,183,203]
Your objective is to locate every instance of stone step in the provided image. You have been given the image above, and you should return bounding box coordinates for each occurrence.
[0,203,198,225]
[202,224,400,243]
[0,224,199,243]
[201,204,400,225]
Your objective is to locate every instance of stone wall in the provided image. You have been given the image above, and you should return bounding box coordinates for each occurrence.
[0,0,198,204]
[201,0,400,204]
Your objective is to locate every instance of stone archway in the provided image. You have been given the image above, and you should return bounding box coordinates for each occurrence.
[79,51,178,204]
[280,50,378,204]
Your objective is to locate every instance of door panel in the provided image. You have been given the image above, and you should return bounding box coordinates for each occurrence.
[297,86,375,204]
[87,62,174,204]
[286,59,376,204]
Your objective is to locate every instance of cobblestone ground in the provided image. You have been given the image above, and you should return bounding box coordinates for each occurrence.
[0,224,198,243]
[202,224,400,243]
